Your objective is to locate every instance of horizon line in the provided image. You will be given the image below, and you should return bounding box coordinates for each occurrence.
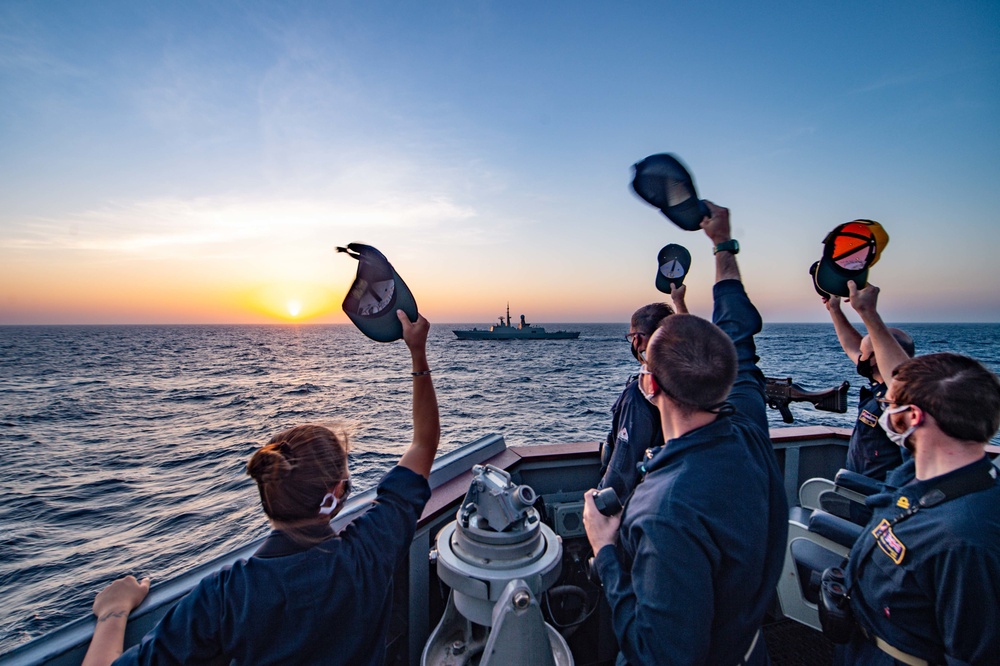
[2,321,999,328]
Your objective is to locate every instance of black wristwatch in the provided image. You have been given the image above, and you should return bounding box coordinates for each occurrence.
[713,239,739,255]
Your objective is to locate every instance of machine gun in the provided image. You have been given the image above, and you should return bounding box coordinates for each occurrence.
[765,377,850,424]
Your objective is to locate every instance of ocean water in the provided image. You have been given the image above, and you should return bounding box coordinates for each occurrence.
[1,321,998,653]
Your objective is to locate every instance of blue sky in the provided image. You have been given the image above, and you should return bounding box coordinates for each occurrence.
[1,1,998,323]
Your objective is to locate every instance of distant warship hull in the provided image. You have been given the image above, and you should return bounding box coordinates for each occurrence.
[453,304,580,340]
[452,328,580,340]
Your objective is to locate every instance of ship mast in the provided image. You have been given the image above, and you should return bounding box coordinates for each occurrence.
[506,302,510,327]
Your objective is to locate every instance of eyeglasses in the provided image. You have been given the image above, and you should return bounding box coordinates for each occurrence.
[876,398,900,408]
[625,332,645,344]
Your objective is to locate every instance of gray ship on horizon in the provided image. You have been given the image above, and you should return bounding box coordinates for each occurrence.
[453,304,580,340]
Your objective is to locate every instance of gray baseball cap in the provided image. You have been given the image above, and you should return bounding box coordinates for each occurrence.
[338,243,418,342]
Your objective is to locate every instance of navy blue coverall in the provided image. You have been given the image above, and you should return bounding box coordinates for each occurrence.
[598,378,664,500]
[843,456,1000,665]
[594,280,789,665]
[846,381,905,482]
[114,466,430,666]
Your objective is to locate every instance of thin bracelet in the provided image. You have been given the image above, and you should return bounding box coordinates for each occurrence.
[411,370,432,376]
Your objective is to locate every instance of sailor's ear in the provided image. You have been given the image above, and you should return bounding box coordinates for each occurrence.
[641,371,659,397]
[907,404,926,428]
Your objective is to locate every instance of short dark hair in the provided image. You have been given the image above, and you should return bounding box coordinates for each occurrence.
[631,302,674,336]
[893,353,1000,443]
[646,314,737,413]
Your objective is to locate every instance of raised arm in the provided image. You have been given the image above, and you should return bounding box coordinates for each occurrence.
[846,282,910,389]
[396,311,441,478]
[669,283,689,314]
[700,201,767,430]
[82,576,150,666]
[702,201,740,284]
[823,295,863,361]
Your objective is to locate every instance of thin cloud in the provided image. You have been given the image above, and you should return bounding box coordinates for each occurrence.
[848,61,977,96]
[0,190,483,258]
[0,18,90,79]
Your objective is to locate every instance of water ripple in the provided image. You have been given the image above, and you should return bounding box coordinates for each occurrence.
[1,322,998,653]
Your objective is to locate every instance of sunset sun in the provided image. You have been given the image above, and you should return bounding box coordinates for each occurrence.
[286,300,302,317]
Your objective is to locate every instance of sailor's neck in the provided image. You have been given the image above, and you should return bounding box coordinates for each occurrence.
[912,432,986,481]
[659,409,716,441]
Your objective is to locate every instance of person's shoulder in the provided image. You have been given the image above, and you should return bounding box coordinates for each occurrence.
[947,484,1000,535]
[376,465,432,508]
[608,383,628,417]
[383,464,430,488]
[633,455,716,503]
[614,378,639,404]
[905,485,1000,559]
[188,562,248,607]
[692,415,766,459]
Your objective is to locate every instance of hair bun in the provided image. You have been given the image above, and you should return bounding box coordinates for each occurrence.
[247,447,293,484]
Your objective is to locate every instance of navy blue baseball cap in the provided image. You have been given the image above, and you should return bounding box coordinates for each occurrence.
[655,244,691,293]
[338,243,418,342]
[631,153,710,231]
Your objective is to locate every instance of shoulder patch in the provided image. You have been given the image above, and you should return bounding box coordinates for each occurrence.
[858,409,878,428]
[617,426,629,443]
[872,519,906,564]
[896,496,910,509]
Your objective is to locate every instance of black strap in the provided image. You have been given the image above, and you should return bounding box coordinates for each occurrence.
[849,461,996,588]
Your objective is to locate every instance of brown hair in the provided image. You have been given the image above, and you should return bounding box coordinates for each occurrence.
[247,424,350,522]
[892,353,1000,443]
[646,314,737,413]
[631,303,675,336]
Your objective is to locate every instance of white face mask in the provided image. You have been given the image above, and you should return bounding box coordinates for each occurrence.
[638,365,656,404]
[878,404,917,450]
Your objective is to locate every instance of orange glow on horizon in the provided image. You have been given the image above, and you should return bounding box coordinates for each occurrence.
[239,282,341,323]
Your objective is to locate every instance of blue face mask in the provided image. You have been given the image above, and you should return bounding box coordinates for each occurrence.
[878,404,916,450]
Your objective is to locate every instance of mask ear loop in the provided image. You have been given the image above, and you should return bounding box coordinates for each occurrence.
[318,493,338,516]
[318,479,351,516]
[638,365,658,402]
